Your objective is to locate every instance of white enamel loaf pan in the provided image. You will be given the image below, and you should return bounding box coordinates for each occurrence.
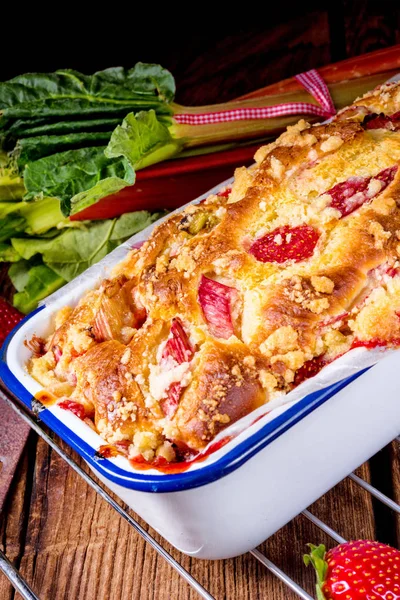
[1,179,400,560]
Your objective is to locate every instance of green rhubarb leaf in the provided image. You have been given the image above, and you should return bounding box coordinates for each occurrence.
[69,110,183,217]
[67,160,135,216]
[0,64,175,123]
[0,196,64,239]
[43,211,161,280]
[121,62,175,102]
[0,201,25,218]
[11,236,59,260]
[0,173,25,200]
[3,117,123,140]
[9,259,35,291]
[110,210,164,242]
[11,261,66,314]
[0,213,26,242]
[22,146,135,216]
[105,109,182,171]
[14,131,112,167]
[0,242,20,262]
[0,99,170,125]
[11,210,161,282]
[12,219,114,281]
[0,64,176,220]
[20,196,66,235]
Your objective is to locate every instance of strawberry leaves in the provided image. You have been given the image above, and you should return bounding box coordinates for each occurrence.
[305,540,400,600]
[304,544,328,600]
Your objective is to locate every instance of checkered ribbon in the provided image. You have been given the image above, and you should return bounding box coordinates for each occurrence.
[174,69,336,125]
[295,70,336,117]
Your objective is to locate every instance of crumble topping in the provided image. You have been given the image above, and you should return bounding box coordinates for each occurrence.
[320,135,344,153]
[311,275,335,294]
[368,221,391,250]
[28,81,400,465]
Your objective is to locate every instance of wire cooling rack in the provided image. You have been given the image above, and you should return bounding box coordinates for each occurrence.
[0,386,399,600]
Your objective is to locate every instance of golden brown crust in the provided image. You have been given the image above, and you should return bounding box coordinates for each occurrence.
[350,81,400,114]
[72,340,148,440]
[29,81,400,461]
[171,340,268,448]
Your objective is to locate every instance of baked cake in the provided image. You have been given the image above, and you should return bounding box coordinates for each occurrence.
[29,82,400,464]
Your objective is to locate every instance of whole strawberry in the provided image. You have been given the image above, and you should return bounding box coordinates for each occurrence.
[304,540,400,599]
[0,298,23,347]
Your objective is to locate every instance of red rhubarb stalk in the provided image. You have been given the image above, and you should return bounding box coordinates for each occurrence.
[198,276,238,339]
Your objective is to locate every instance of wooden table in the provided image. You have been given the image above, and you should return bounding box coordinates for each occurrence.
[1,428,399,599]
[1,4,400,598]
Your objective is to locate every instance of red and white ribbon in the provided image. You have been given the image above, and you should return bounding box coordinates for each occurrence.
[295,69,336,117]
[174,69,336,125]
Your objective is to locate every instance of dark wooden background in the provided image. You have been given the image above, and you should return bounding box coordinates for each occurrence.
[1,1,400,598]
[1,1,400,105]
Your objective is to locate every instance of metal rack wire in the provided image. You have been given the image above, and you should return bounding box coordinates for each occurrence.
[1,388,399,600]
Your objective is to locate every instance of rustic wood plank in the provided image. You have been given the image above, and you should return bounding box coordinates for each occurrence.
[256,463,375,599]
[0,395,30,513]
[0,437,35,600]
[173,11,331,105]
[1,434,380,600]
[391,440,400,547]
[343,0,400,58]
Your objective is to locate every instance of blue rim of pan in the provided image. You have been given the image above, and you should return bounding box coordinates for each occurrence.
[0,308,368,493]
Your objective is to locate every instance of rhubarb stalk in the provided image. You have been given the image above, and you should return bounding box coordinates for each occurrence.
[170,71,398,147]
